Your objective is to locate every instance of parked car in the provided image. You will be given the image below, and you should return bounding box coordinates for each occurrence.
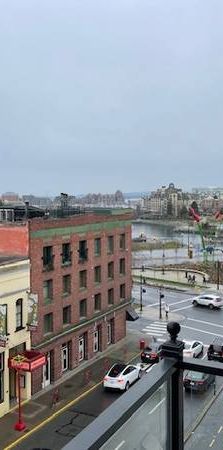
[183,370,215,393]
[192,294,223,309]
[141,345,161,364]
[103,363,142,391]
[208,338,223,362]
[183,340,204,358]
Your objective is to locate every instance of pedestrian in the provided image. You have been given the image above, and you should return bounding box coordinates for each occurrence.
[165,303,169,320]
[185,270,188,279]
[192,274,196,284]
[203,275,206,284]
[188,274,191,284]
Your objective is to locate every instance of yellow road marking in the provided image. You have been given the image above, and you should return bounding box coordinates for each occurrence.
[209,438,215,447]
[218,425,223,434]
[4,351,142,450]
[4,381,102,450]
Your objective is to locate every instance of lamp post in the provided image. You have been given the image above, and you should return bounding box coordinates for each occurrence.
[13,355,26,431]
[162,245,165,275]
[140,265,146,313]
[159,288,164,320]
[187,225,190,257]
[216,260,220,291]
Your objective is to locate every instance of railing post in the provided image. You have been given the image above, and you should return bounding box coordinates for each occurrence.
[161,322,184,450]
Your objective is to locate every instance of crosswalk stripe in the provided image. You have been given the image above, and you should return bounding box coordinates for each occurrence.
[143,325,167,331]
[145,330,162,336]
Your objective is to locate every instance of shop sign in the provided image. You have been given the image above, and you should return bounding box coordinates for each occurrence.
[9,351,46,372]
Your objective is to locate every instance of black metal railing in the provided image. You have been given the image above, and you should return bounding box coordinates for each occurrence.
[62,322,223,450]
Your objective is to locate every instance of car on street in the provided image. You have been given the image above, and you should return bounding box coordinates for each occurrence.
[183,340,204,358]
[103,363,142,391]
[192,293,223,309]
[207,337,223,362]
[141,345,161,364]
[183,370,215,393]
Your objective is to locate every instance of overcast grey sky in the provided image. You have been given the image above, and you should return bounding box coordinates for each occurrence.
[0,0,222,196]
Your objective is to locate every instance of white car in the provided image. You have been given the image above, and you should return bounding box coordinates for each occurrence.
[192,294,223,309]
[103,363,142,391]
[183,340,204,358]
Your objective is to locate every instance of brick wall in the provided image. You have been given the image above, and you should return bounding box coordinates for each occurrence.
[0,223,28,256]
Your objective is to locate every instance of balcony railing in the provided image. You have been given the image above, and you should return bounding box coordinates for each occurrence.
[62,322,223,450]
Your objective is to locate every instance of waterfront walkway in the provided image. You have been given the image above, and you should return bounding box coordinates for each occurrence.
[132,266,223,292]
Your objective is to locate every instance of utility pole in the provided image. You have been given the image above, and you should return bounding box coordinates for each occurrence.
[159,288,164,320]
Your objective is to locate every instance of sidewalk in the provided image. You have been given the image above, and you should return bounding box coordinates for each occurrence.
[2,331,143,450]
[132,267,223,293]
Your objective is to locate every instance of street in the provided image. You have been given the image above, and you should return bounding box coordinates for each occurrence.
[5,285,223,450]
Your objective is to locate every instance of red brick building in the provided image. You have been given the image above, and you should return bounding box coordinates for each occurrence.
[0,211,132,394]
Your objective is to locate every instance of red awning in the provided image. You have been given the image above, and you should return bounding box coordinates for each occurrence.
[8,350,46,372]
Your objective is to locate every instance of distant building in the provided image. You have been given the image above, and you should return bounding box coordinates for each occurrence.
[142,183,191,218]
[1,192,20,202]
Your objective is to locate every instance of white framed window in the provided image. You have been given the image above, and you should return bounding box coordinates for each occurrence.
[93,329,99,353]
[107,323,112,345]
[79,336,85,362]
[16,298,23,330]
[61,344,69,372]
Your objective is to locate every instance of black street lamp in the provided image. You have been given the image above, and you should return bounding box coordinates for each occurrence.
[140,266,146,313]
[162,245,165,275]
[216,260,220,291]
[159,288,164,319]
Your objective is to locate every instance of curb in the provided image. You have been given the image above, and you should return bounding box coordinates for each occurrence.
[184,382,223,444]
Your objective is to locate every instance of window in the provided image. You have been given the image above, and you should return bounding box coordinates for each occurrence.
[120,284,126,300]
[63,275,71,295]
[79,270,87,289]
[63,306,71,325]
[119,258,125,275]
[43,246,54,271]
[78,240,88,262]
[61,344,69,372]
[16,299,23,330]
[108,262,114,279]
[120,233,126,250]
[94,293,101,311]
[0,353,4,403]
[62,243,72,266]
[94,238,101,256]
[107,236,114,254]
[43,279,53,304]
[0,304,7,337]
[44,313,53,334]
[93,328,100,352]
[108,288,114,305]
[80,299,87,318]
[107,320,114,345]
[94,266,101,284]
